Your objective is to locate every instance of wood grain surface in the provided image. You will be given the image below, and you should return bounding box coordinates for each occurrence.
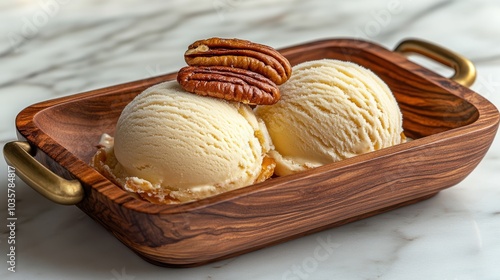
[14,39,499,267]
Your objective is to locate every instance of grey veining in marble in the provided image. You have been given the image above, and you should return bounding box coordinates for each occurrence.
[1,0,500,279]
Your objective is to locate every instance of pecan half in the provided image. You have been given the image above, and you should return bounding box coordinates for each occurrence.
[184,37,292,85]
[177,66,280,105]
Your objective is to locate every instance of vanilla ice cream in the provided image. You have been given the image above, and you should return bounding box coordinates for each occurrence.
[92,81,274,203]
[255,59,405,176]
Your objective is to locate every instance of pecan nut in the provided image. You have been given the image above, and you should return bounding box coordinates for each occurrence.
[177,66,280,105]
[184,37,292,85]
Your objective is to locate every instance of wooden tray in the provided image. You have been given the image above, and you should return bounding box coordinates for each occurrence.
[4,38,499,267]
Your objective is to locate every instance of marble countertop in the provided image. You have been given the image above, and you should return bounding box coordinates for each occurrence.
[1,0,500,279]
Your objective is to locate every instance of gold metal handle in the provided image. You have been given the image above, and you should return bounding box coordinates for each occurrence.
[395,38,476,87]
[3,141,83,205]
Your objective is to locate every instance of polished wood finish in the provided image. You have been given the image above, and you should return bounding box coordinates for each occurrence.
[14,39,499,267]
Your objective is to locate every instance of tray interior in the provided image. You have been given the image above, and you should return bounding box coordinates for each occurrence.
[31,43,479,167]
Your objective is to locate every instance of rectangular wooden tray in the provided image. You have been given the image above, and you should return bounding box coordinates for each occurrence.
[10,38,499,267]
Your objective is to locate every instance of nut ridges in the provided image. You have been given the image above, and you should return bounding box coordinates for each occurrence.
[184,37,292,85]
[177,66,280,105]
[177,37,292,105]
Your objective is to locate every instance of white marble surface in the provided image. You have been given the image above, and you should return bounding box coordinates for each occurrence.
[1,0,500,279]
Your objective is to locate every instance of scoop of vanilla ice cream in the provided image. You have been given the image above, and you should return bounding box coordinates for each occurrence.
[110,81,272,202]
[255,59,405,176]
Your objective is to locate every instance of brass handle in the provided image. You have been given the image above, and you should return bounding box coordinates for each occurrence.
[3,141,83,205]
[395,38,476,87]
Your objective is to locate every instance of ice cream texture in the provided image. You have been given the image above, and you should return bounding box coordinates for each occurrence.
[93,81,274,203]
[255,59,405,176]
